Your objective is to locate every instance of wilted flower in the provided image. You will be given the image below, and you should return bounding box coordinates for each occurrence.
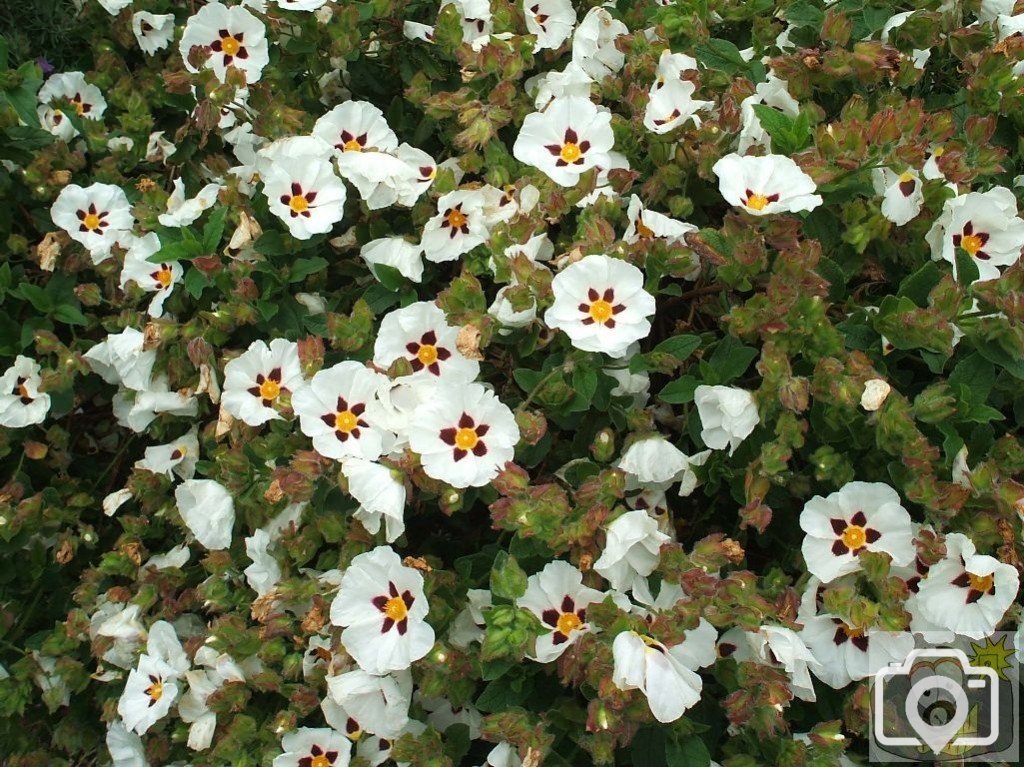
[593,509,670,592]
[693,385,759,454]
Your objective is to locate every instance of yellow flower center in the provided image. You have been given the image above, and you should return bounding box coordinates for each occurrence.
[841,622,865,639]
[147,679,163,702]
[311,756,331,767]
[82,213,102,231]
[220,35,241,56]
[17,383,29,398]
[841,524,867,550]
[556,612,582,635]
[455,427,479,450]
[967,572,994,593]
[417,344,439,365]
[588,299,614,324]
[898,171,915,183]
[635,217,654,238]
[745,193,770,211]
[343,139,362,151]
[961,234,983,256]
[73,100,85,117]
[933,146,944,157]
[447,209,467,229]
[155,268,173,287]
[259,378,281,401]
[560,142,582,162]
[383,596,408,622]
[335,410,358,433]
[289,195,309,214]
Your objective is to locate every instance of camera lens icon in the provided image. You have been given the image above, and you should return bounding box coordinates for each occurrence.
[873,648,1000,757]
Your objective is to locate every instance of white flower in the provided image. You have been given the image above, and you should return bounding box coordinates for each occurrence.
[313,101,399,154]
[915,533,1020,639]
[925,187,1024,283]
[593,510,670,592]
[341,459,407,543]
[134,428,199,480]
[222,339,304,426]
[576,150,629,207]
[106,720,148,767]
[373,301,479,382]
[408,382,519,489]
[420,695,482,738]
[50,182,134,263]
[571,7,627,80]
[272,728,351,767]
[132,12,175,54]
[179,2,270,83]
[859,378,891,411]
[393,143,438,206]
[145,131,177,163]
[403,21,435,42]
[83,328,156,391]
[611,619,716,722]
[801,616,915,689]
[693,385,759,455]
[244,529,281,596]
[449,588,491,649]
[158,179,221,228]
[528,61,593,110]
[517,560,605,662]
[326,667,413,738]
[488,285,537,332]
[443,0,493,49]
[293,361,393,461]
[623,196,697,261]
[356,720,425,767]
[360,238,424,284]
[175,479,235,550]
[37,72,106,140]
[799,481,914,583]
[524,0,575,51]
[420,190,490,263]
[513,97,614,187]
[119,233,182,318]
[330,546,435,674]
[712,154,822,216]
[145,545,191,571]
[112,377,199,432]
[717,626,820,701]
[264,155,347,240]
[871,168,924,226]
[117,654,180,735]
[544,254,656,358]
[617,435,690,488]
[272,0,331,9]
[480,743,522,767]
[643,79,711,134]
[737,75,799,153]
[0,356,50,428]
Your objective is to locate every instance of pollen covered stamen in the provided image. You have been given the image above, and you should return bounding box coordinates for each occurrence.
[454,427,478,450]
[556,612,582,635]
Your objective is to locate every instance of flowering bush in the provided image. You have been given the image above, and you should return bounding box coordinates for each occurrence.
[3,0,1024,765]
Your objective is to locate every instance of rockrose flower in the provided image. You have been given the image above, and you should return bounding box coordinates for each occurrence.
[544,254,656,358]
[693,385,759,455]
[925,186,1024,283]
[341,458,407,543]
[132,12,176,55]
[264,153,347,240]
[611,619,717,723]
[51,182,134,263]
[179,2,270,83]
[871,168,925,226]
[799,481,915,584]
[712,153,823,216]
[119,233,182,318]
[222,338,304,426]
[524,0,576,51]
[0,356,51,428]
[117,654,180,735]
[593,509,671,592]
[175,479,235,550]
[407,382,519,488]
[313,101,400,154]
[513,97,614,187]
[272,728,351,767]
[642,79,711,134]
[373,301,480,383]
[915,532,1020,639]
[517,560,605,662]
[360,238,425,283]
[293,362,393,461]
[571,7,627,80]
[37,71,106,141]
[420,190,491,263]
[329,546,435,674]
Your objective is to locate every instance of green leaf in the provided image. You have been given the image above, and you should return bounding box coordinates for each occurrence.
[707,336,758,383]
[666,735,711,767]
[953,247,980,286]
[694,38,747,74]
[785,0,825,28]
[572,366,598,405]
[371,263,406,292]
[183,268,208,299]
[631,727,668,767]
[653,334,701,361]
[490,552,528,600]
[898,262,942,307]
[202,206,228,252]
[659,375,699,404]
[289,257,329,283]
[52,304,87,326]
[15,283,52,312]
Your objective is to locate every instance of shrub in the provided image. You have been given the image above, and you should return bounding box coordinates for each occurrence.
[0,0,1023,765]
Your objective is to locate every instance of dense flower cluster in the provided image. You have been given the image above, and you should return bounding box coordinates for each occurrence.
[2,0,1024,765]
